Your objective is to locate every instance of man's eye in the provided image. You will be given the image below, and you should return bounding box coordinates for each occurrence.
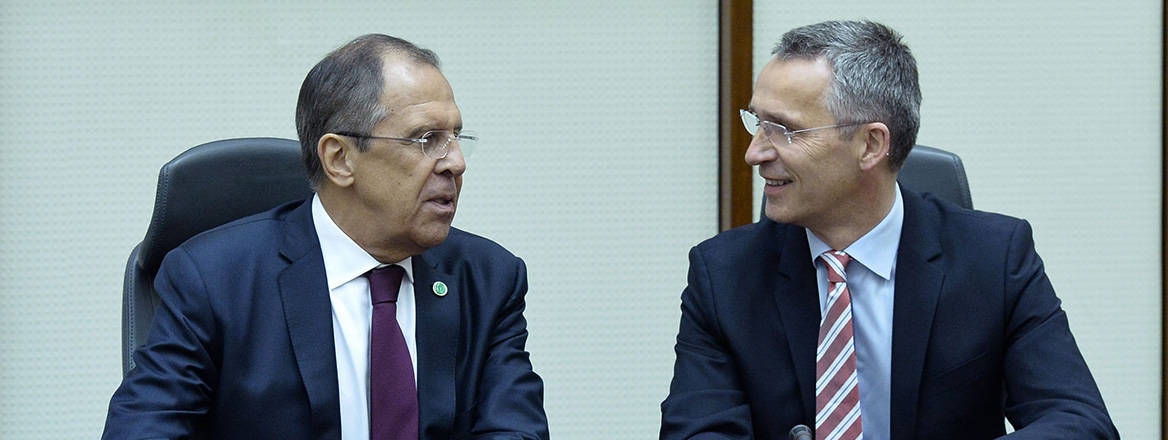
[406,131,430,143]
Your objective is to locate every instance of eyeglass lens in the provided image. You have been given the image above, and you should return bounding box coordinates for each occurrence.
[422,131,478,160]
[740,110,760,135]
[740,110,793,146]
[421,132,453,159]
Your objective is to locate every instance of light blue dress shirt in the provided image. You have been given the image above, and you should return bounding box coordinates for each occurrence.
[805,184,903,440]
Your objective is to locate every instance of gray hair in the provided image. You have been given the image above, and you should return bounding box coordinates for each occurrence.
[773,20,920,169]
[295,34,441,187]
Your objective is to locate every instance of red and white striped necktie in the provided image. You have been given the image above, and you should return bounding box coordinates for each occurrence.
[816,250,863,440]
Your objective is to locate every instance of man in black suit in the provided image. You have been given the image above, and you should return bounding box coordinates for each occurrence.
[661,21,1116,439]
[105,35,548,439]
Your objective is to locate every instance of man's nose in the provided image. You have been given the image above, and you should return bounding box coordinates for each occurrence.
[744,132,776,166]
[437,142,466,176]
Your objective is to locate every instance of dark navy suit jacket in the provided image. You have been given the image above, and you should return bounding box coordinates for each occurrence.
[661,189,1117,439]
[105,199,548,439]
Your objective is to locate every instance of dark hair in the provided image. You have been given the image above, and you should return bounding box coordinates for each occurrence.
[773,21,921,169]
[295,34,440,186]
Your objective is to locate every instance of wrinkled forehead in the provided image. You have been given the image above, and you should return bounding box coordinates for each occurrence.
[749,56,833,124]
[754,56,831,98]
[385,101,462,133]
[377,56,461,131]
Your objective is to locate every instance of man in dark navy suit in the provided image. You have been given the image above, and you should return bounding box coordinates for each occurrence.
[661,21,1116,440]
[104,35,548,439]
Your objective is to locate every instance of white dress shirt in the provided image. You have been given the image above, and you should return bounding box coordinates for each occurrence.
[806,184,903,440]
[311,194,417,440]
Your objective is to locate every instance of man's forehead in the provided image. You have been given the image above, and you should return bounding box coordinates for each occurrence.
[391,102,461,127]
[381,54,436,80]
[380,57,451,95]
[756,56,831,91]
[749,56,832,122]
[377,96,461,134]
[376,56,457,119]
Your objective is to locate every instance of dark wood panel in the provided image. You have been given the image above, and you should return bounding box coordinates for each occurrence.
[718,0,754,230]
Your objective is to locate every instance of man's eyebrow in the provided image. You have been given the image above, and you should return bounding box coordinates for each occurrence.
[751,107,796,128]
[401,125,431,137]
[404,117,458,135]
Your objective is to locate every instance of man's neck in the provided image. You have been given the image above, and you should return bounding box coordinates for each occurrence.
[807,179,897,250]
[317,186,417,263]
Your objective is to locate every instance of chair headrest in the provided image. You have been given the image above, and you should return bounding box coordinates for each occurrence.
[897,144,973,210]
[137,138,314,275]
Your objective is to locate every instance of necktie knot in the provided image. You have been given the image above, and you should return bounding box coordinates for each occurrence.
[367,265,405,304]
[821,250,851,284]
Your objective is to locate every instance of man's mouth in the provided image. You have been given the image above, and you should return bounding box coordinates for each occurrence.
[765,178,793,187]
[428,196,455,207]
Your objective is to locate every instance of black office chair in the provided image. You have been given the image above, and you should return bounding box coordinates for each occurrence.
[760,144,972,220]
[897,145,972,209]
[122,138,313,374]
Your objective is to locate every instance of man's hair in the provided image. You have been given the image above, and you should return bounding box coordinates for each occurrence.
[295,34,441,186]
[773,20,920,169]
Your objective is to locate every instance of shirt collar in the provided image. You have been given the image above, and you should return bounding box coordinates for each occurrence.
[806,184,904,280]
[312,194,414,290]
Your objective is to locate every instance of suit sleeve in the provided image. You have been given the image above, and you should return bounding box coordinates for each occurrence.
[465,257,550,440]
[659,247,754,440]
[999,220,1118,439]
[103,248,219,439]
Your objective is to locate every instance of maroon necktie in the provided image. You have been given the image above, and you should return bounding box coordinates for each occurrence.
[816,250,862,440]
[366,265,418,440]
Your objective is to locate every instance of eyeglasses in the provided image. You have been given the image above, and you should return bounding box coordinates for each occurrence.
[334,130,478,160]
[740,109,865,148]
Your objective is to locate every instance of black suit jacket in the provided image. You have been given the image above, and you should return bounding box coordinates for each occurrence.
[105,199,548,439]
[661,189,1116,439]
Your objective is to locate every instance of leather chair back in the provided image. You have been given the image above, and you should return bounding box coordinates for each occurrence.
[897,144,972,209]
[122,138,312,373]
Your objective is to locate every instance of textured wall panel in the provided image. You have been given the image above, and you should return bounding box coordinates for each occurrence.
[0,1,717,438]
[753,2,1160,437]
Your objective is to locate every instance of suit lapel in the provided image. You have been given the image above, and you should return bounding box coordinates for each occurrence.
[275,200,341,438]
[770,222,821,423]
[889,191,944,440]
[412,252,459,438]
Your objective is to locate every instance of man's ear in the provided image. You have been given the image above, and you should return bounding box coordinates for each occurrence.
[318,134,356,188]
[858,122,891,171]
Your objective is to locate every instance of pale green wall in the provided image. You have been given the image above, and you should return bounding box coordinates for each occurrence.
[753,2,1161,437]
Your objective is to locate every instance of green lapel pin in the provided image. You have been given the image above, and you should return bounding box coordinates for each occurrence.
[432,281,448,297]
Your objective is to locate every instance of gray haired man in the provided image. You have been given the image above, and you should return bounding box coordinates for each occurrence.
[661,20,1116,440]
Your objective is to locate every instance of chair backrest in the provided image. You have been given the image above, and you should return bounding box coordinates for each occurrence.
[760,144,973,220]
[122,138,313,374]
[896,145,972,209]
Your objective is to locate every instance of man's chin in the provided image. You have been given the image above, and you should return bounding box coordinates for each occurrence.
[763,205,800,226]
[413,223,453,250]
[763,205,785,223]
